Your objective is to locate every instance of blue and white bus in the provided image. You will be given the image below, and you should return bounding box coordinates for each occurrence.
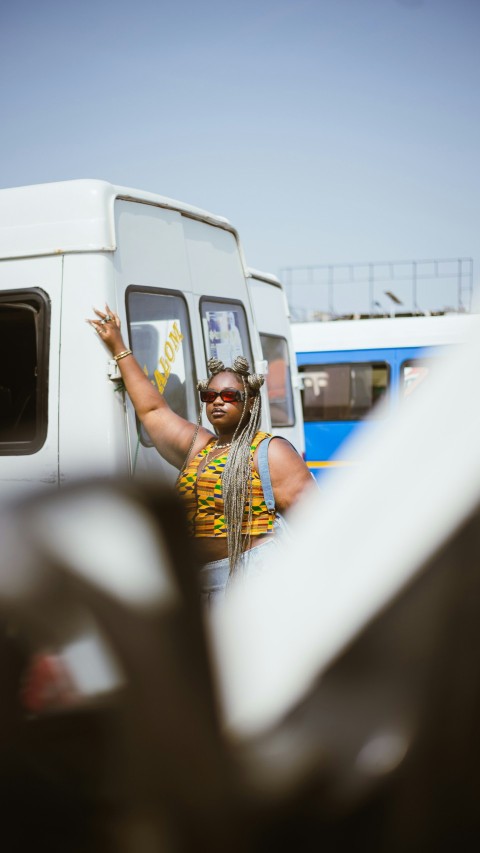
[292,313,475,480]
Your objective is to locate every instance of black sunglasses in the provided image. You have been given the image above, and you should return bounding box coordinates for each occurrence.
[199,388,246,404]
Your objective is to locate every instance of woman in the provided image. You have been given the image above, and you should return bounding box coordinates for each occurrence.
[89,306,313,601]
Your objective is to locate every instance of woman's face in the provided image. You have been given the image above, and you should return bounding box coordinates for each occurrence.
[204,371,250,433]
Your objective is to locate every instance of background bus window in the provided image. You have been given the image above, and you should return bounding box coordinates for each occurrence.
[401,359,431,398]
[300,362,389,421]
[200,298,253,368]
[0,289,48,453]
[260,333,295,427]
[127,288,198,446]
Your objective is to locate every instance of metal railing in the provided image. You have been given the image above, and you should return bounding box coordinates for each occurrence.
[279,257,474,321]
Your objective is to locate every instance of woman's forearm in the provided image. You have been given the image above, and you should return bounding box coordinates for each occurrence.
[88,305,209,468]
[113,346,168,420]
[89,306,170,421]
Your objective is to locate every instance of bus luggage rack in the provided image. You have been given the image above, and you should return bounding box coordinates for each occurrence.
[280,257,474,321]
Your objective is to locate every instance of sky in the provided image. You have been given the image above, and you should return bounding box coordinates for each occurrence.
[1,0,479,315]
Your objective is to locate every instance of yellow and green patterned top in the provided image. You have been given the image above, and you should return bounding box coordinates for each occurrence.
[176,431,275,538]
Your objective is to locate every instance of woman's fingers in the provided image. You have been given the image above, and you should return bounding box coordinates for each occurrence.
[87,306,118,327]
[104,304,121,327]
[86,306,124,352]
[86,307,123,350]
[87,308,106,327]
[86,317,102,331]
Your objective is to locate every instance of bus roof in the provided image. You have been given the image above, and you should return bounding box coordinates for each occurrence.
[291,314,477,353]
[0,179,234,260]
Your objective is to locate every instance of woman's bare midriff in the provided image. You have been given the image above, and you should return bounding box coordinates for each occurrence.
[194,532,274,564]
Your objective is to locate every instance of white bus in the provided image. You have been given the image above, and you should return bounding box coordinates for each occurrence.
[0,179,278,502]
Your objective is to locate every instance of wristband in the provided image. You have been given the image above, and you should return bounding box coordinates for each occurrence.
[113,349,133,362]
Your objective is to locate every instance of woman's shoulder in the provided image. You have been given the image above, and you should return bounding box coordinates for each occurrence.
[254,429,273,441]
[252,431,298,452]
[251,430,272,450]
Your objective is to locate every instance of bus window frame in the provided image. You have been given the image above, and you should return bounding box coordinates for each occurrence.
[0,287,50,456]
[299,360,390,423]
[199,296,253,369]
[259,331,296,428]
[126,285,199,448]
[400,356,433,399]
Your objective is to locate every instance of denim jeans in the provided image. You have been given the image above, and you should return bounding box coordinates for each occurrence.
[198,535,281,606]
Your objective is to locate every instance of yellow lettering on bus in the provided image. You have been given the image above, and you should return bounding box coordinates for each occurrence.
[158,355,171,378]
[153,322,184,395]
[169,322,184,347]
[154,369,167,393]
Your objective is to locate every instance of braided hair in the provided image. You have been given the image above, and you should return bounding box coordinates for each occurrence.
[178,355,265,576]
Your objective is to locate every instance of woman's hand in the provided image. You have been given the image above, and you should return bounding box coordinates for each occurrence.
[87,304,126,356]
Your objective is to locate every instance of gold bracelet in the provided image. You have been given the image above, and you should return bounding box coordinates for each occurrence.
[113,349,133,362]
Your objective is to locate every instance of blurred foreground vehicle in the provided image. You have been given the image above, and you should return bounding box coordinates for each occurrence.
[1,313,480,851]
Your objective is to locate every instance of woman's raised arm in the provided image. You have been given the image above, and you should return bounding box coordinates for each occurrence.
[88,305,213,469]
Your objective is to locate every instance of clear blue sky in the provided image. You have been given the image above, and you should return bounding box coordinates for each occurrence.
[1,0,479,313]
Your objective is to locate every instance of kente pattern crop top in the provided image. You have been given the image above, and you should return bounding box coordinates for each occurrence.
[176,430,275,538]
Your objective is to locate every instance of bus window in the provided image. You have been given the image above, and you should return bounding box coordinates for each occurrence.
[260,333,295,427]
[0,289,49,454]
[127,287,198,446]
[299,362,389,421]
[200,298,253,367]
[401,359,432,399]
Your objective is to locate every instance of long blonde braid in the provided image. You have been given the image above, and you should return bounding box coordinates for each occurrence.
[220,357,264,575]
